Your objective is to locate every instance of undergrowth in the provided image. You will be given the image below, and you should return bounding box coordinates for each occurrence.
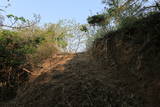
[0,23,71,101]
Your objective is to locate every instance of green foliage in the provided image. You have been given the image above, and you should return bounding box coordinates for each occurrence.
[118,16,138,29]
[87,14,107,26]
[0,20,74,101]
[28,42,58,65]
[6,14,28,26]
[86,0,158,50]
[80,25,88,32]
[0,30,36,68]
[88,0,156,28]
[42,23,70,49]
[0,21,72,68]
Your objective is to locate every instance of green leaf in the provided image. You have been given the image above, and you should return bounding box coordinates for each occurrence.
[6,14,14,18]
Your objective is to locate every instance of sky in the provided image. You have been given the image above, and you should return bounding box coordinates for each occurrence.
[2,0,104,24]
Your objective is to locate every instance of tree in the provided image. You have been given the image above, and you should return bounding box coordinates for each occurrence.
[86,0,160,49]
[87,0,159,29]
[0,0,40,30]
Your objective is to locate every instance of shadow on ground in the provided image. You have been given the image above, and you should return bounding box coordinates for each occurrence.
[11,52,150,107]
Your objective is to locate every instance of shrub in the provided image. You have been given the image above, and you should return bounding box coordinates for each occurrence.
[0,22,72,101]
[28,42,59,66]
[0,30,37,101]
[0,30,36,69]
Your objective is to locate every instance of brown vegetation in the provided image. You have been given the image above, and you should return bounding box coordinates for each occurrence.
[91,12,160,107]
[1,11,160,107]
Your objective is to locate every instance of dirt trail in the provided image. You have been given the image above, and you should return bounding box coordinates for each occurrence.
[14,53,114,106]
[29,53,76,80]
[13,53,152,106]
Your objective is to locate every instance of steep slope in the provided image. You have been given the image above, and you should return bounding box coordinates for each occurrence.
[14,53,143,107]
[12,13,160,107]
[91,12,160,107]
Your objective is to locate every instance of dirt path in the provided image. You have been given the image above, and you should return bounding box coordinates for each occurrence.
[29,53,76,80]
[13,53,151,107]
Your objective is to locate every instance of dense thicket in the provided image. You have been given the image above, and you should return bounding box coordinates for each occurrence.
[0,22,72,101]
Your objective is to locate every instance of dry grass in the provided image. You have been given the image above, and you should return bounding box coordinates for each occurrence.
[13,53,143,107]
[27,42,59,67]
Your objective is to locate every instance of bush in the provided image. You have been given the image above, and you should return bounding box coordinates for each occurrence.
[0,22,72,101]
[28,42,59,66]
[0,30,37,101]
[0,30,36,69]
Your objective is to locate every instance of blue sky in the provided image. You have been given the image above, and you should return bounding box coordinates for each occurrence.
[2,0,103,24]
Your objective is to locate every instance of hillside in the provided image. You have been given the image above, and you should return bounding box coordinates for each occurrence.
[14,53,144,107]
[1,13,159,107]
[91,12,160,107]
